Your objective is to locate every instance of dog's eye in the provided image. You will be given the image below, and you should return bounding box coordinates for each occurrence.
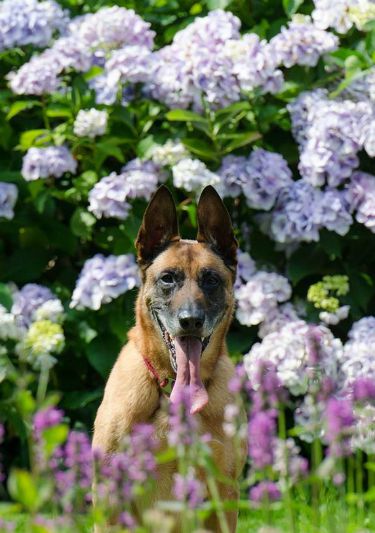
[202,273,221,289]
[160,273,175,285]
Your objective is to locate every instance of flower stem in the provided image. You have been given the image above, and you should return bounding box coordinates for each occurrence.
[206,475,231,533]
[36,365,49,407]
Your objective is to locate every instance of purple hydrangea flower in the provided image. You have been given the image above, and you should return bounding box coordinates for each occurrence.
[258,303,300,339]
[242,149,292,210]
[11,283,59,328]
[8,52,61,95]
[21,146,77,181]
[235,271,292,326]
[173,469,205,509]
[346,171,375,233]
[248,410,276,469]
[319,188,352,236]
[0,182,17,220]
[0,0,68,51]
[289,90,373,187]
[234,249,256,289]
[249,481,281,504]
[325,397,355,457]
[147,10,281,111]
[257,181,322,243]
[68,6,155,53]
[217,155,248,198]
[269,17,338,68]
[88,159,161,220]
[339,317,375,393]
[70,254,140,310]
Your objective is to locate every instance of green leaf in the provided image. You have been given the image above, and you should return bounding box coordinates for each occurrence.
[0,282,13,310]
[46,104,72,118]
[8,470,39,512]
[95,139,125,166]
[61,389,102,410]
[86,335,122,378]
[182,138,219,162]
[70,208,96,239]
[166,109,208,123]
[287,245,328,284]
[42,424,69,457]
[6,100,42,120]
[283,0,304,16]
[19,129,51,150]
[222,131,261,153]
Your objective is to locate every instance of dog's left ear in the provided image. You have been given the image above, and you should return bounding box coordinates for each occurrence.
[135,185,180,268]
[196,186,238,269]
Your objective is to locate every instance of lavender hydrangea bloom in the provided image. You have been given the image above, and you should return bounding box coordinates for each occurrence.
[339,317,375,393]
[68,6,155,53]
[242,149,293,210]
[8,37,91,95]
[8,53,61,95]
[173,469,205,509]
[244,320,342,395]
[234,250,256,289]
[70,254,140,310]
[346,171,375,233]
[0,182,17,220]
[73,108,108,138]
[0,0,68,51]
[289,90,373,187]
[269,17,338,68]
[172,158,221,193]
[258,303,300,339]
[11,284,59,328]
[88,159,161,220]
[21,146,77,181]
[147,10,281,111]
[235,271,292,326]
[258,181,323,243]
[319,189,352,236]
[217,155,248,198]
[224,34,283,95]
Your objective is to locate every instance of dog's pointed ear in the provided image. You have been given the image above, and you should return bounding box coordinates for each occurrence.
[196,186,237,269]
[135,185,180,267]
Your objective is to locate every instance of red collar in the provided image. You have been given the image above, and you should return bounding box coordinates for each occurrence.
[143,357,169,388]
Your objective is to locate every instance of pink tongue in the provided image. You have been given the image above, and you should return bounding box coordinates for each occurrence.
[169,336,209,414]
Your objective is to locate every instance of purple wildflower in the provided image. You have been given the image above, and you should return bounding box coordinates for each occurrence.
[252,360,286,410]
[325,397,355,457]
[173,469,205,509]
[249,481,281,504]
[33,407,63,436]
[168,386,198,448]
[352,377,375,403]
[248,410,276,469]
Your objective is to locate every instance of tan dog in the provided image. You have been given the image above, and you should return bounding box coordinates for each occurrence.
[93,185,246,532]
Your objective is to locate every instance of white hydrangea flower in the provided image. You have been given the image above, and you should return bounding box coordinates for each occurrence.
[0,305,24,340]
[34,299,64,324]
[244,320,342,395]
[151,140,190,167]
[73,108,108,138]
[352,404,375,454]
[319,305,350,325]
[172,158,221,193]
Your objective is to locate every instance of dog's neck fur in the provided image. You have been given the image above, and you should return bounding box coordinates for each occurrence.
[128,292,234,384]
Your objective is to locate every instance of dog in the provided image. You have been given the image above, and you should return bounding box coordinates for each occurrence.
[93,185,246,532]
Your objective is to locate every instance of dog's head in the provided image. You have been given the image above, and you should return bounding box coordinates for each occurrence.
[135,185,237,413]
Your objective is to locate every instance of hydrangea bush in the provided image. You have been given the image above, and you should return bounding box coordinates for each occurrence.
[1,0,375,530]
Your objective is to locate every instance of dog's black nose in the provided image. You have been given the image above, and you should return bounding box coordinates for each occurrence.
[178,308,205,331]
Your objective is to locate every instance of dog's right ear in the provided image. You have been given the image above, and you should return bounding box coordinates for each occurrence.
[135,185,180,268]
